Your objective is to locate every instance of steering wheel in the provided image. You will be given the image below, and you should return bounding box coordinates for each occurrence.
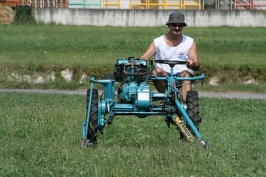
[125,68,150,76]
[155,60,188,68]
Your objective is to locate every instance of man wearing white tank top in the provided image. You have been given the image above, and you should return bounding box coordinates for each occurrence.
[140,12,200,104]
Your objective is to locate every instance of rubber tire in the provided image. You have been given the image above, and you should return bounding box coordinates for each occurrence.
[86,89,98,144]
[179,90,200,140]
[186,90,200,130]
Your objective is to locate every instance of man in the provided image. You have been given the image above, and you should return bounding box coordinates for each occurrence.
[140,12,200,104]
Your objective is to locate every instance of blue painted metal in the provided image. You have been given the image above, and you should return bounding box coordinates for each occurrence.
[82,122,86,138]
[82,57,208,148]
[82,76,96,139]
[97,79,115,100]
[174,100,202,139]
[68,0,102,9]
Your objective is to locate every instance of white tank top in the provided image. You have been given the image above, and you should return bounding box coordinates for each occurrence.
[154,34,194,75]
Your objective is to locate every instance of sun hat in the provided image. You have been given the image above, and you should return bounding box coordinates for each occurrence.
[165,12,187,26]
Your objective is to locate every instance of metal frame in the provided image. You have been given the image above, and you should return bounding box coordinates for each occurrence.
[68,0,102,8]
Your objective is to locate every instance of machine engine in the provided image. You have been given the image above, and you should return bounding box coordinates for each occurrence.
[114,57,151,111]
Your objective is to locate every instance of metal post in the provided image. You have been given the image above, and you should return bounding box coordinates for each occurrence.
[201,0,204,9]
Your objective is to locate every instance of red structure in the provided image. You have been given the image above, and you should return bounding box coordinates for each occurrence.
[234,0,266,10]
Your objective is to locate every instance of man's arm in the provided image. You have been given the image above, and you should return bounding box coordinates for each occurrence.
[187,41,200,71]
[140,41,156,60]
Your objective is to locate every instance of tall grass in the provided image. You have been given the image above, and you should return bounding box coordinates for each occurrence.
[0,25,265,67]
[0,92,265,176]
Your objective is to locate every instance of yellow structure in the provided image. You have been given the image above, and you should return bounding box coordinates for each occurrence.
[130,0,148,9]
[183,0,201,9]
[103,0,120,8]
[130,0,201,9]
[130,0,182,9]
[164,0,182,9]
[148,0,165,9]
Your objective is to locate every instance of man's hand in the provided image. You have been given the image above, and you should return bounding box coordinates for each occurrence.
[186,59,194,69]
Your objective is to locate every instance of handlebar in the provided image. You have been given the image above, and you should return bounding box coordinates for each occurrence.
[155,60,188,67]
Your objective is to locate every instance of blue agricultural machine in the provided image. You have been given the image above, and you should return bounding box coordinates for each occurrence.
[81,57,209,149]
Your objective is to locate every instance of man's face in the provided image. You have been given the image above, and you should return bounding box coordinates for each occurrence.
[169,23,185,35]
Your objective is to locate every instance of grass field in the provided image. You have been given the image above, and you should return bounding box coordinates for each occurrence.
[0,25,265,67]
[0,92,265,176]
[0,24,266,91]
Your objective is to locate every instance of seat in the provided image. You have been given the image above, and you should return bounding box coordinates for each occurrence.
[130,0,148,9]
[147,0,166,9]
[183,0,201,9]
[234,0,253,10]
[165,0,182,9]
[103,0,120,9]
[68,0,102,8]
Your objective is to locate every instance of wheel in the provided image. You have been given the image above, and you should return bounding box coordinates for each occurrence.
[179,90,201,140]
[186,90,201,130]
[86,89,98,145]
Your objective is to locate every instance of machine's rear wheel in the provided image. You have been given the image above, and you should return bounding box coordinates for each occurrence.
[186,90,201,130]
[85,89,98,145]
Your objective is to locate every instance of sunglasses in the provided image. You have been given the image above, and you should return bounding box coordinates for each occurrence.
[170,24,184,28]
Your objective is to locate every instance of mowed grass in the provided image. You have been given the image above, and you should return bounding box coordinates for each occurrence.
[0,24,265,67]
[0,24,266,92]
[0,92,265,176]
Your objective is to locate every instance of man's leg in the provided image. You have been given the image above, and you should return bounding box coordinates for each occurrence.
[152,67,167,93]
[180,71,192,103]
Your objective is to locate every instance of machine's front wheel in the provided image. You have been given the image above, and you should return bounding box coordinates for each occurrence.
[179,90,200,140]
[186,90,201,130]
[85,89,99,146]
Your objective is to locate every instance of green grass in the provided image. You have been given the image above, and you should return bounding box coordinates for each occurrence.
[0,25,265,67]
[0,24,266,91]
[0,92,265,176]
[193,82,266,93]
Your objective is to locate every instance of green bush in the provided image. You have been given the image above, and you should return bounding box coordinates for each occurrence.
[14,5,36,24]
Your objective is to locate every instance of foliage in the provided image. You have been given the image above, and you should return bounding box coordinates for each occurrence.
[0,92,265,176]
[14,5,36,24]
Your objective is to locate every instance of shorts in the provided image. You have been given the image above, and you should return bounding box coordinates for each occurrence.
[166,72,194,77]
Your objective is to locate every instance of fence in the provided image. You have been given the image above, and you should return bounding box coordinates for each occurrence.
[0,0,67,7]
[66,0,266,9]
[0,0,265,9]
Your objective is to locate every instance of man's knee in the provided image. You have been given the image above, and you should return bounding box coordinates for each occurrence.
[152,67,167,77]
[180,70,192,77]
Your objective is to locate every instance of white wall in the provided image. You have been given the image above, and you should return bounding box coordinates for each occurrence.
[34,9,266,27]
